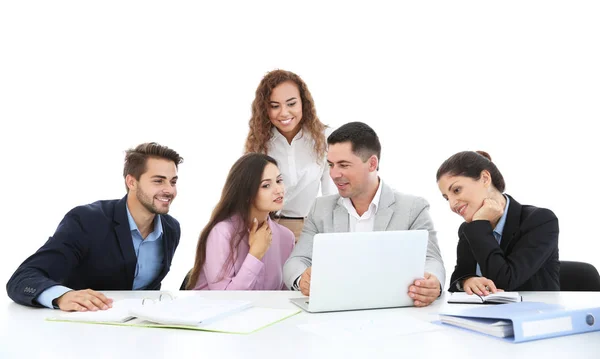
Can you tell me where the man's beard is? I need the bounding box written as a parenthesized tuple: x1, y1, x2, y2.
(136, 188, 171, 215)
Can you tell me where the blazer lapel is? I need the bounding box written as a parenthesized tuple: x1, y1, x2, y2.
(114, 195, 136, 288)
(333, 198, 349, 232)
(500, 194, 522, 252)
(374, 182, 395, 231)
(374, 208, 394, 231)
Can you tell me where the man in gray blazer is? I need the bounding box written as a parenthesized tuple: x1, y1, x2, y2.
(283, 122, 445, 307)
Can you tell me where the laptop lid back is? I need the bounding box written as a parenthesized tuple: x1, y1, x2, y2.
(308, 230, 428, 312)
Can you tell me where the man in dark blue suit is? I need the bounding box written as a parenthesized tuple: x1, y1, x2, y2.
(6, 142, 184, 311)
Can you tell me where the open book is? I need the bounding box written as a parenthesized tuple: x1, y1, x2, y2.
(447, 291, 522, 304)
(47, 296, 300, 334)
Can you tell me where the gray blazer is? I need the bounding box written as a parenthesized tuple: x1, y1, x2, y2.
(283, 182, 446, 289)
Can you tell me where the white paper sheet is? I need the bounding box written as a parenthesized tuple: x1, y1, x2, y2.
(298, 313, 443, 340)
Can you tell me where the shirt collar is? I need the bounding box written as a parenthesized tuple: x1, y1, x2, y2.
(271, 127, 304, 142)
(493, 195, 510, 236)
(126, 205, 163, 240)
(370, 179, 383, 213)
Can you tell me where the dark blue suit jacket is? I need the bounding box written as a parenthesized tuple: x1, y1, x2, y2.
(448, 194, 560, 292)
(6, 195, 181, 307)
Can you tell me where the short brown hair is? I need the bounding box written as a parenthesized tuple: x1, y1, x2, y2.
(123, 142, 183, 191)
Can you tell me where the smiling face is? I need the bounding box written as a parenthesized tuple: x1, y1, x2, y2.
(127, 157, 178, 215)
(253, 162, 285, 213)
(327, 142, 378, 199)
(437, 171, 491, 222)
(268, 81, 303, 139)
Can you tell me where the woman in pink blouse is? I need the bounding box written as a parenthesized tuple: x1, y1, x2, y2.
(187, 153, 295, 290)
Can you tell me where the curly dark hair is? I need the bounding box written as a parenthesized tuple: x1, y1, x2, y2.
(244, 69, 327, 161)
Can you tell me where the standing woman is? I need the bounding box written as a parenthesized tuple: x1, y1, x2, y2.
(187, 153, 295, 290)
(436, 151, 559, 295)
(245, 69, 336, 241)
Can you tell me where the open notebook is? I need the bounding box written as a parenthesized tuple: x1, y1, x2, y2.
(447, 292, 522, 304)
(47, 296, 300, 334)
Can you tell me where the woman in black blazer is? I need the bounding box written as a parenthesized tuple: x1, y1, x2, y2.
(436, 151, 559, 295)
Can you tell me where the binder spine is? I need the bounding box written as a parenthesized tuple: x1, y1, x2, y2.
(513, 308, 600, 342)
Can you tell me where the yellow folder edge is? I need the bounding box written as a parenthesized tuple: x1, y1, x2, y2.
(45, 308, 301, 335)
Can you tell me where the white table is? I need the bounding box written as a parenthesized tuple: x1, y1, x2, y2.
(1, 291, 599, 359)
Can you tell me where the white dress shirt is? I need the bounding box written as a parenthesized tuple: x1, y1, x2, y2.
(341, 179, 383, 232)
(268, 127, 337, 218)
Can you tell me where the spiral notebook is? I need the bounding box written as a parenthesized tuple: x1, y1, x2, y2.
(47, 295, 300, 334)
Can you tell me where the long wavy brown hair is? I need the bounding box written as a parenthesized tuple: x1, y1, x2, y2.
(186, 153, 279, 289)
(244, 69, 327, 162)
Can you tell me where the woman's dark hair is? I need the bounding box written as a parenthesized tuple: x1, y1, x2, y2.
(436, 150, 506, 192)
(186, 153, 278, 289)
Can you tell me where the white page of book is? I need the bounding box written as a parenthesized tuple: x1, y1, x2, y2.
(196, 307, 300, 332)
(116, 307, 300, 333)
(484, 292, 521, 300)
(53, 298, 142, 323)
(129, 297, 253, 325)
(448, 292, 521, 303)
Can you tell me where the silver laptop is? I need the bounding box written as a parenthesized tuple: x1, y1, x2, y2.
(290, 230, 428, 313)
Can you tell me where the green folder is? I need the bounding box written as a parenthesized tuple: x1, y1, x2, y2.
(46, 298, 301, 334)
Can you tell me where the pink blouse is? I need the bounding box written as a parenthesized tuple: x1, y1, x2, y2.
(193, 216, 295, 290)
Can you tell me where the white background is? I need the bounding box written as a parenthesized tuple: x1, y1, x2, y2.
(1, 1, 598, 297)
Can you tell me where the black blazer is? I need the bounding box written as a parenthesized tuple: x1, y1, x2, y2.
(6, 195, 181, 307)
(448, 194, 559, 292)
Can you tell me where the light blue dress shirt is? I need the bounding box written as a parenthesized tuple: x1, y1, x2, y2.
(36, 206, 164, 308)
(127, 206, 165, 290)
(476, 196, 510, 276)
